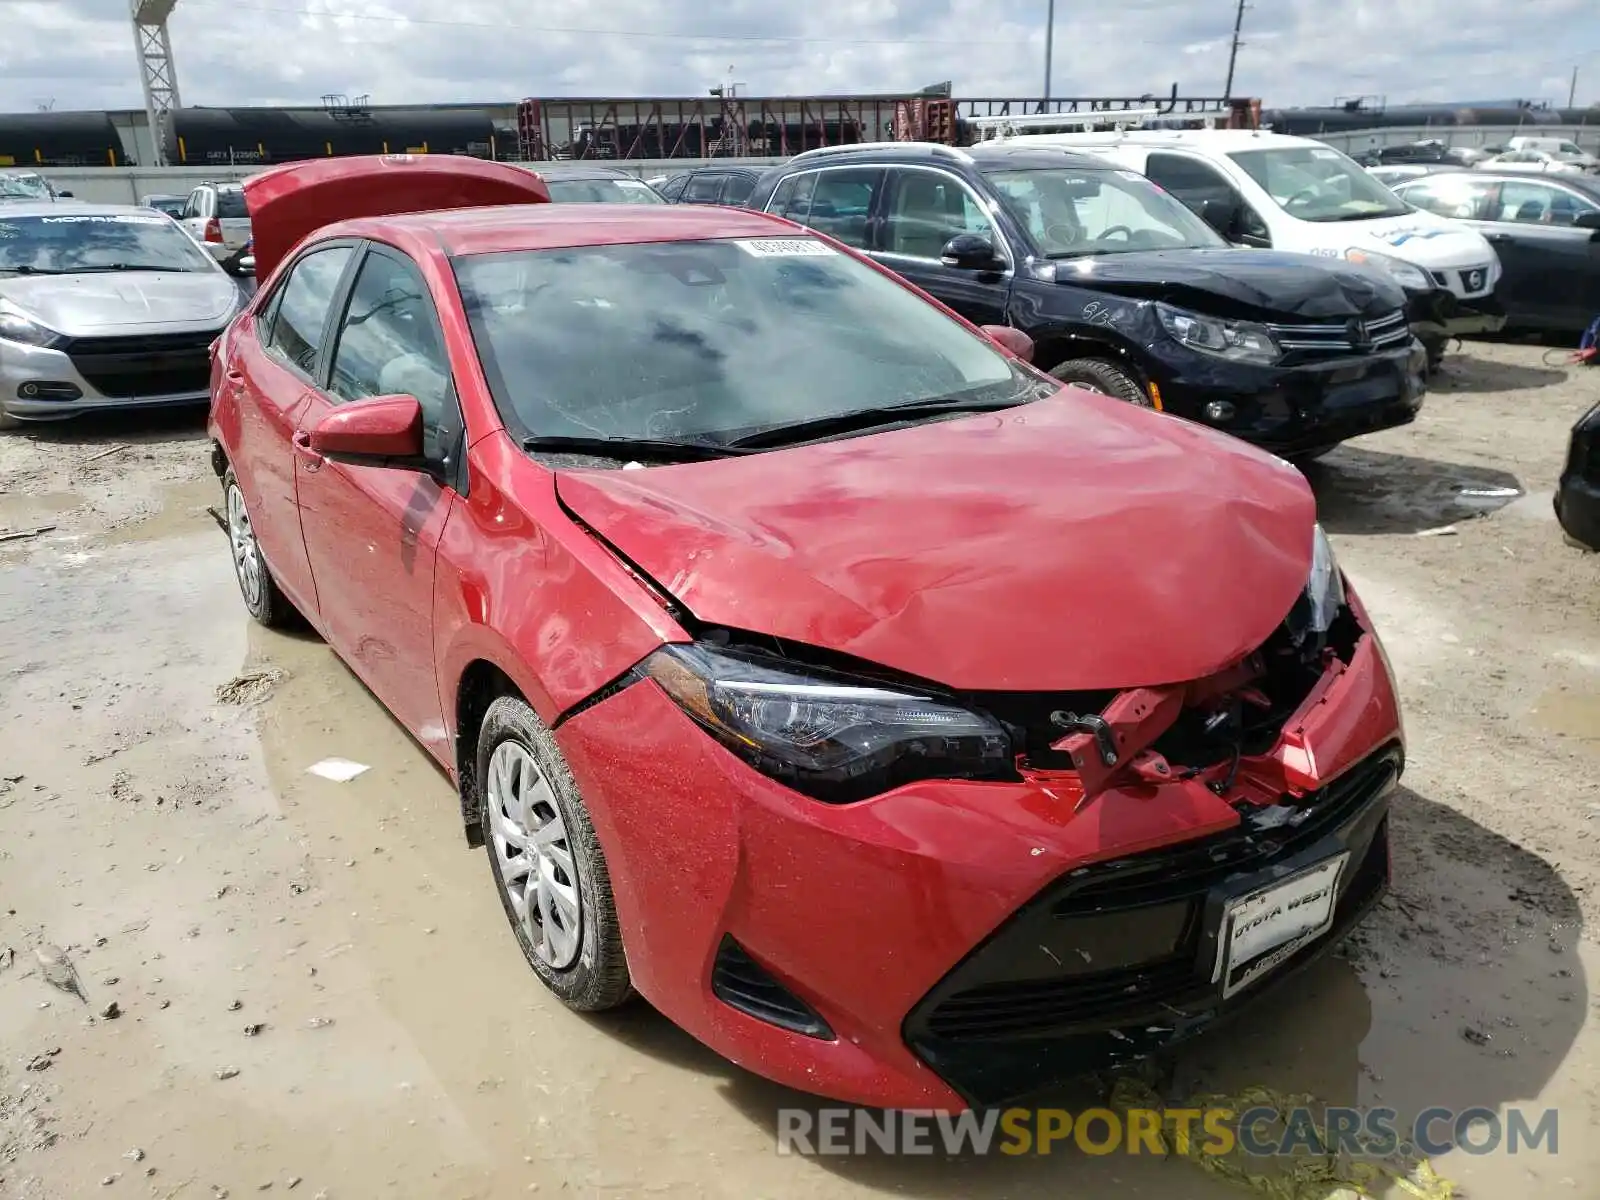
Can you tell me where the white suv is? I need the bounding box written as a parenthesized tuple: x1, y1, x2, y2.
(179, 182, 252, 269)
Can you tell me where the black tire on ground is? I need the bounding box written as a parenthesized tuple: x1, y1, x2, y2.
(1290, 445, 1341, 466)
(477, 695, 635, 1012)
(221, 467, 298, 629)
(1419, 336, 1447, 371)
(1049, 358, 1152, 406)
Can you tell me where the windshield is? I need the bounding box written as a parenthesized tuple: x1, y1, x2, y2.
(453, 236, 1028, 447)
(544, 178, 663, 205)
(0, 211, 218, 274)
(0, 173, 53, 201)
(1229, 146, 1411, 222)
(985, 167, 1226, 257)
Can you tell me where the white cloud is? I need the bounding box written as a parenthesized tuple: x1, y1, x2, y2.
(0, 0, 1594, 113)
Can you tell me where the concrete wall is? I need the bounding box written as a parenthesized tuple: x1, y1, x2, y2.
(31, 158, 791, 205)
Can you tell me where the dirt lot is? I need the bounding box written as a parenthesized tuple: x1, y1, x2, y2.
(1, 343, 1597, 1200)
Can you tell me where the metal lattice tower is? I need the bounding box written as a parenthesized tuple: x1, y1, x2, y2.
(132, 0, 182, 166)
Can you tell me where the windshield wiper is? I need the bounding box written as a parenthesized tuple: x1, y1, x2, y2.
(721, 395, 1025, 450)
(521, 434, 751, 461)
(72, 263, 187, 273)
(4, 265, 69, 275)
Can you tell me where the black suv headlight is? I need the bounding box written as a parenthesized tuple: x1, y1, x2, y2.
(645, 642, 1013, 803)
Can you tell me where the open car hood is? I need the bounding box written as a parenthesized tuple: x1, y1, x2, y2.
(555, 389, 1318, 693)
(241, 154, 551, 279)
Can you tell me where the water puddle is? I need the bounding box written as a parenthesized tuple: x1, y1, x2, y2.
(95, 477, 220, 547)
(0, 489, 83, 532)
(1531, 686, 1600, 748)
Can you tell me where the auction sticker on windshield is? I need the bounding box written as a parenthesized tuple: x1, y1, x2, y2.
(1215, 853, 1348, 998)
(733, 238, 837, 257)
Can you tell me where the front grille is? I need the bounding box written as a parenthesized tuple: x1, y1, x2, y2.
(711, 937, 833, 1039)
(58, 328, 220, 400)
(1456, 265, 1492, 295)
(1267, 309, 1411, 357)
(909, 746, 1400, 1046)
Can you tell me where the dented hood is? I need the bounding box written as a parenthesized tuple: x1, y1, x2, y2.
(555, 390, 1318, 692)
(1041, 248, 1405, 321)
(242, 154, 550, 279)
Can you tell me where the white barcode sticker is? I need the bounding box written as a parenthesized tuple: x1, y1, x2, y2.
(732, 237, 837, 257)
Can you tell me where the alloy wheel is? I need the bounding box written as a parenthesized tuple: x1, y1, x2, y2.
(226, 483, 264, 611)
(487, 740, 583, 969)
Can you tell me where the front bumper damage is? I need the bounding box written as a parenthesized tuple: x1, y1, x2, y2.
(555, 596, 1405, 1111)
(1406, 285, 1506, 345)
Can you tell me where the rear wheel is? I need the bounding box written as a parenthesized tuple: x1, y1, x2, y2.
(1049, 358, 1152, 407)
(478, 696, 634, 1012)
(223, 467, 296, 628)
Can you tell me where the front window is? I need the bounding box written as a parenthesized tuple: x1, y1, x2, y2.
(0, 173, 53, 201)
(1229, 145, 1411, 222)
(0, 211, 218, 275)
(544, 178, 663, 204)
(986, 167, 1226, 257)
(453, 236, 1028, 447)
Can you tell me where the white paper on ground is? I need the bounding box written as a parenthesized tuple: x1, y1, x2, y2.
(307, 758, 371, 782)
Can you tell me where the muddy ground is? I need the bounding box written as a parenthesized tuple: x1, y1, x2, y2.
(1, 342, 1597, 1200)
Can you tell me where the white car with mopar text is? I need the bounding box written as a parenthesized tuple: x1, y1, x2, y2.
(987, 129, 1506, 369)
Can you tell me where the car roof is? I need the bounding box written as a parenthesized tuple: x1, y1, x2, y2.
(330, 202, 799, 256)
(999, 129, 1326, 154)
(542, 167, 632, 181)
(964, 143, 1123, 171)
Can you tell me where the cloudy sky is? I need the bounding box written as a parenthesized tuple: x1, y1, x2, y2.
(0, 0, 1594, 113)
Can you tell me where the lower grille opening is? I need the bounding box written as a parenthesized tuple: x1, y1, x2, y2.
(60, 329, 220, 400)
(711, 937, 833, 1040)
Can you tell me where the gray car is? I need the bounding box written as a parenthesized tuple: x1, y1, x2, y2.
(0, 202, 242, 429)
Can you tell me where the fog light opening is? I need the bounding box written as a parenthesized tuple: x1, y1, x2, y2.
(1204, 400, 1236, 423)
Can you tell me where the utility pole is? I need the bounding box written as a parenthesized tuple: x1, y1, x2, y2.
(1569, 66, 1579, 108)
(1043, 0, 1054, 104)
(1223, 0, 1248, 101)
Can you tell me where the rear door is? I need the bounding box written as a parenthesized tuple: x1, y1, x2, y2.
(681, 172, 726, 205)
(293, 244, 462, 755)
(874, 165, 1009, 327)
(719, 172, 758, 207)
(179, 187, 209, 244)
(227, 240, 360, 615)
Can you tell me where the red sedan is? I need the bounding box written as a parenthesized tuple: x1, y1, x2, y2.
(209, 154, 1404, 1111)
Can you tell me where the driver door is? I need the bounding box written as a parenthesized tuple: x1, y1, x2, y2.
(293, 244, 463, 759)
(873, 166, 1010, 327)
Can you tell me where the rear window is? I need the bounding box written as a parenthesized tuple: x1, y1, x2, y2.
(216, 189, 249, 218)
(543, 178, 663, 205)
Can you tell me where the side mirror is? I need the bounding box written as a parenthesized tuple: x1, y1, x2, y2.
(940, 233, 1002, 271)
(980, 325, 1034, 362)
(1575, 211, 1600, 232)
(237, 255, 255, 275)
(55, 189, 74, 198)
(306, 394, 424, 467)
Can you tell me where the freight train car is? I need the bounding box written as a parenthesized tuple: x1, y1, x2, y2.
(0, 110, 124, 167)
(1264, 101, 1600, 136)
(167, 106, 500, 165)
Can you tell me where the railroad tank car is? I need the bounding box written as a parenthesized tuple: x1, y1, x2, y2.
(167, 107, 499, 165)
(0, 110, 124, 167)
(1264, 102, 1598, 136)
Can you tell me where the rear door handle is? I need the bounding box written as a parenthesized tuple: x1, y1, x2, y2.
(292, 430, 323, 471)
(1485, 233, 1513, 243)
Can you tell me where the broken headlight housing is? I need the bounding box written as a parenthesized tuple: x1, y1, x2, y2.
(1156, 302, 1280, 366)
(645, 642, 1013, 803)
(1286, 523, 1347, 648)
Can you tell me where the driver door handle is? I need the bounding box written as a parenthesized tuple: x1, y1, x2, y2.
(1485, 232, 1514, 244)
(225, 368, 245, 391)
(291, 430, 324, 471)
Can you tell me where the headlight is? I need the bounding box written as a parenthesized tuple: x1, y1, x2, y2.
(1156, 303, 1280, 366)
(1343, 247, 1431, 291)
(645, 642, 1013, 803)
(1286, 523, 1346, 647)
(0, 301, 59, 348)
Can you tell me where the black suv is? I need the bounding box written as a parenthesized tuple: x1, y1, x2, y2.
(656, 166, 763, 207)
(745, 142, 1428, 460)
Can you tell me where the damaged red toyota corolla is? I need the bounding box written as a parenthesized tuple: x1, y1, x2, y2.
(208, 154, 1404, 1111)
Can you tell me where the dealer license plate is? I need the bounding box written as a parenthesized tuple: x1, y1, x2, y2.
(1214, 854, 1348, 999)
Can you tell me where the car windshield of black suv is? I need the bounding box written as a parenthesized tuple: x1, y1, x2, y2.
(0, 212, 218, 274)
(986, 166, 1227, 258)
(1229, 146, 1411, 222)
(544, 178, 664, 204)
(454, 236, 1035, 448)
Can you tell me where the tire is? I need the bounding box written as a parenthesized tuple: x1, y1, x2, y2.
(477, 695, 634, 1012)
(1290, 445, 1340, 467)
(221, 467, 296, 628)
(1049, 357, 1152, 407)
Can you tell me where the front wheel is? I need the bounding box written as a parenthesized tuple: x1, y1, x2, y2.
(1049, 358, 1152, 407)
(478, 696, 634, 1012)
